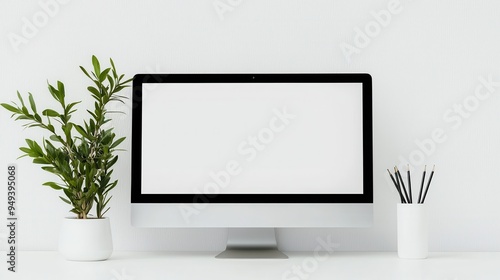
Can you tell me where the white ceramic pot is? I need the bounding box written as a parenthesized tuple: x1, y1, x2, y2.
(58, 217, 113, 261)
(397, 203, 428, 259)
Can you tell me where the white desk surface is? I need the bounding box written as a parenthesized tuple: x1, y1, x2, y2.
(1, 251, 498, 280)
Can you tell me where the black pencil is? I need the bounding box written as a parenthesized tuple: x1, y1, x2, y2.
(387, 169, 405, 203)
(394, 168, 407, 203)
(421, 165, 435, 203)
(418, 165, 426, 204)
(396, 167, 411, 204)
(407, 165, 412, 204)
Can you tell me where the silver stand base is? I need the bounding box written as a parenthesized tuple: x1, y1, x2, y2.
(215, 248, 288, 259)
(215, 228, 288, 259)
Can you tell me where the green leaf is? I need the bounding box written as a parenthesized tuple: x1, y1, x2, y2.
(121, 77, 133, 85)
(1, 103, 20, 114)
(63, 188, 73, 199)
(87, 86, 100, 97)
(107, 181, 118, 192)
(86, 109, 97, 120)
(89, 119, 95, 132)
(33, 158, 50, 164)
(99, 68, 111, 83)
(49, 135, 61, 142)
(43, 182, 64, 190)
(92, 55, 100, 76)
(110, 58, 118, 79)
(101, 132, 112, 145)
(57, 81, 65, 99)
(74, 124, 89, 138)
(107, 156, 118, 168)
(100, 207, 110, 218)
(42, 109, 59, 117)
(16, 154, 30, 160)
(114, 94, 129, 100)
(102, 195, 113, 208)
(19, 147, 32, 154)
(47, 124, 55, 133)
(110, 137, 126, 149)
(26, 139, 41, 153)
(107, 75, 115, 91)
(25, 139, 34, 148)
(109, 58, 116, 70)
(44, 140, 56, 154)
(41, 166, 57, 174)
(66, 101, 81, 113)
(27, 123, 43, 129)
(59, 196, 71, 205)
(31, 141, 44, 156)
(47, 83, 60, 103)
(15, 115, 30, 121)
(17, 91, 26, 108)
(21, 106, 29, 116)
(80, 66, 92, 79)
(28, 93, 37, 113)
(62, 123, 72, 139)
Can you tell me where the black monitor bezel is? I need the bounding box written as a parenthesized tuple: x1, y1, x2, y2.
(131, 73, 372, 203)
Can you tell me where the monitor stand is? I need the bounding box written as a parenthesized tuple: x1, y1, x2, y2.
(215, 228, 288, 259)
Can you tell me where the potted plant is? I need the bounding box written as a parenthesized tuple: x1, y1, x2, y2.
(1, 56, 131, 261)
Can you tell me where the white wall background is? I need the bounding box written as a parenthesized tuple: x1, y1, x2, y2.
(1, 0, 500, 252)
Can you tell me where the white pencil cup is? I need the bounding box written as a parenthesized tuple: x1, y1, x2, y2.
(397, 203, 428, 259)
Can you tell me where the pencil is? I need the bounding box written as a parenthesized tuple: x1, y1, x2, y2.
(394, 168, 407, 203)
(387, 169, 405, 203)
(421, 165, 435, 203)
(407, 165, 412, 204)
(418, 165, 426, 204)
(396, 167, 411, 204)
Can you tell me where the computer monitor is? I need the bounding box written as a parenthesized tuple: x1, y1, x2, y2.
(131, 74, 373, 258)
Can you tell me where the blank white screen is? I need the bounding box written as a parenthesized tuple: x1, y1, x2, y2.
(141, 83, 363, 194)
